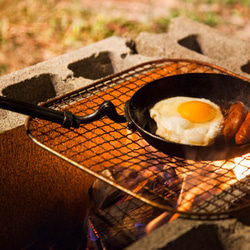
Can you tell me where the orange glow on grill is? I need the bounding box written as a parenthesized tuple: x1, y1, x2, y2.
(234, 153, 250, 180)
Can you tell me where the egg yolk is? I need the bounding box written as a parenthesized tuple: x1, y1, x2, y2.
(177, 101, 216, 123)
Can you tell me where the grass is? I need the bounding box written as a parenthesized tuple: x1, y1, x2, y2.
(0, 0, 249, 76)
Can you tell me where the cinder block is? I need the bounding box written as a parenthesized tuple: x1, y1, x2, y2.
(127, 216, 250, 250)
(0, 36, 149, 132)
(169, 17, 250, 77)
(0, 36, 132, 96)
(1, 17, 250, 132)
(135, 17, 250, 78)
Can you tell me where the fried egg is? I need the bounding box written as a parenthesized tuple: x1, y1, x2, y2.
(150, 96, 224, 146)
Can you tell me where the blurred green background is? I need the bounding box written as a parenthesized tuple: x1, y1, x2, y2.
(0, 0, 249, 76)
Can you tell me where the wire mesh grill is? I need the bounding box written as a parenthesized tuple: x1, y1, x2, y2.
(26, 59, 250, 216)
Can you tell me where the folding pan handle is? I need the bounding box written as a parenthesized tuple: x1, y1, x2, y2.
(0, 96, 126, 129)
(77, 100, 127, 125)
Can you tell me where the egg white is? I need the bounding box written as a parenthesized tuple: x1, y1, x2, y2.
(150, 96, 224, 146)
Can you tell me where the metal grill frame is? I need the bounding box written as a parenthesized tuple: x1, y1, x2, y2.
(25, 59, 250, 217)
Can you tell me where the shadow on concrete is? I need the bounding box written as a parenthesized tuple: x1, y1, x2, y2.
(2, 73, 56, 104)
(68, 51, 114, 80)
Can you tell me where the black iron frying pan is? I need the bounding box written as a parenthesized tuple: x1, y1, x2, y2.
(1, 73, 250, 160)
(126, 73, 250, 160)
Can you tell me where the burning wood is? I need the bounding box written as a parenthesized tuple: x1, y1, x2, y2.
(87, 168, 168, 249)
(147, 153, 250, 233)
(173, 159, 236, 212)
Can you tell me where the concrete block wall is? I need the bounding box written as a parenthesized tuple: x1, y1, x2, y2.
(1, 17, 250, 133)
(136, 17, 250, 77)
(127, 211, 250, 250)
(0, 36, 147, 132)
(0, 17, 250, 249)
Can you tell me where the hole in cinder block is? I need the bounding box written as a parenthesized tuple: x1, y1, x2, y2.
(126, 40, 138, 54)
(165, 224, 223, 250)
(68, 52, 114, 80)
(2, 74, 56, 105)
(241, 61, 250, 74)
(178, 35, 203, 54)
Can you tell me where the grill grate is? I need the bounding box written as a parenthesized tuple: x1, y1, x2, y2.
(26, 59, 250, 216)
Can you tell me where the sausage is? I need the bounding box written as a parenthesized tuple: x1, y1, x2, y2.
(235, 111, 250, 145)
(223, 101, 248, 142)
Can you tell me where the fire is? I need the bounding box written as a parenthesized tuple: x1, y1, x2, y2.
(123, 134, 250, 234)
(169, 153, 250, 216)
(146, 152, 250, 234)
(234, 153, 250, 180)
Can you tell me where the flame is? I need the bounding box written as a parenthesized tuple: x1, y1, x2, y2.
(167, 155, 250, 224)
(133, 136, 250, 234)
(234, 153, 250, 180)
(147, 154, 250, 233)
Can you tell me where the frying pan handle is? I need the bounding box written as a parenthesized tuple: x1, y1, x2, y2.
(0, 96, 126, 129)
(78, 101, 126, 124)
(0, 95, 79, 128)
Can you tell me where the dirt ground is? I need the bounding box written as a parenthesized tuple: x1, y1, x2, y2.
(84, 0, 250, 39)
(0, 0, 250, 76)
